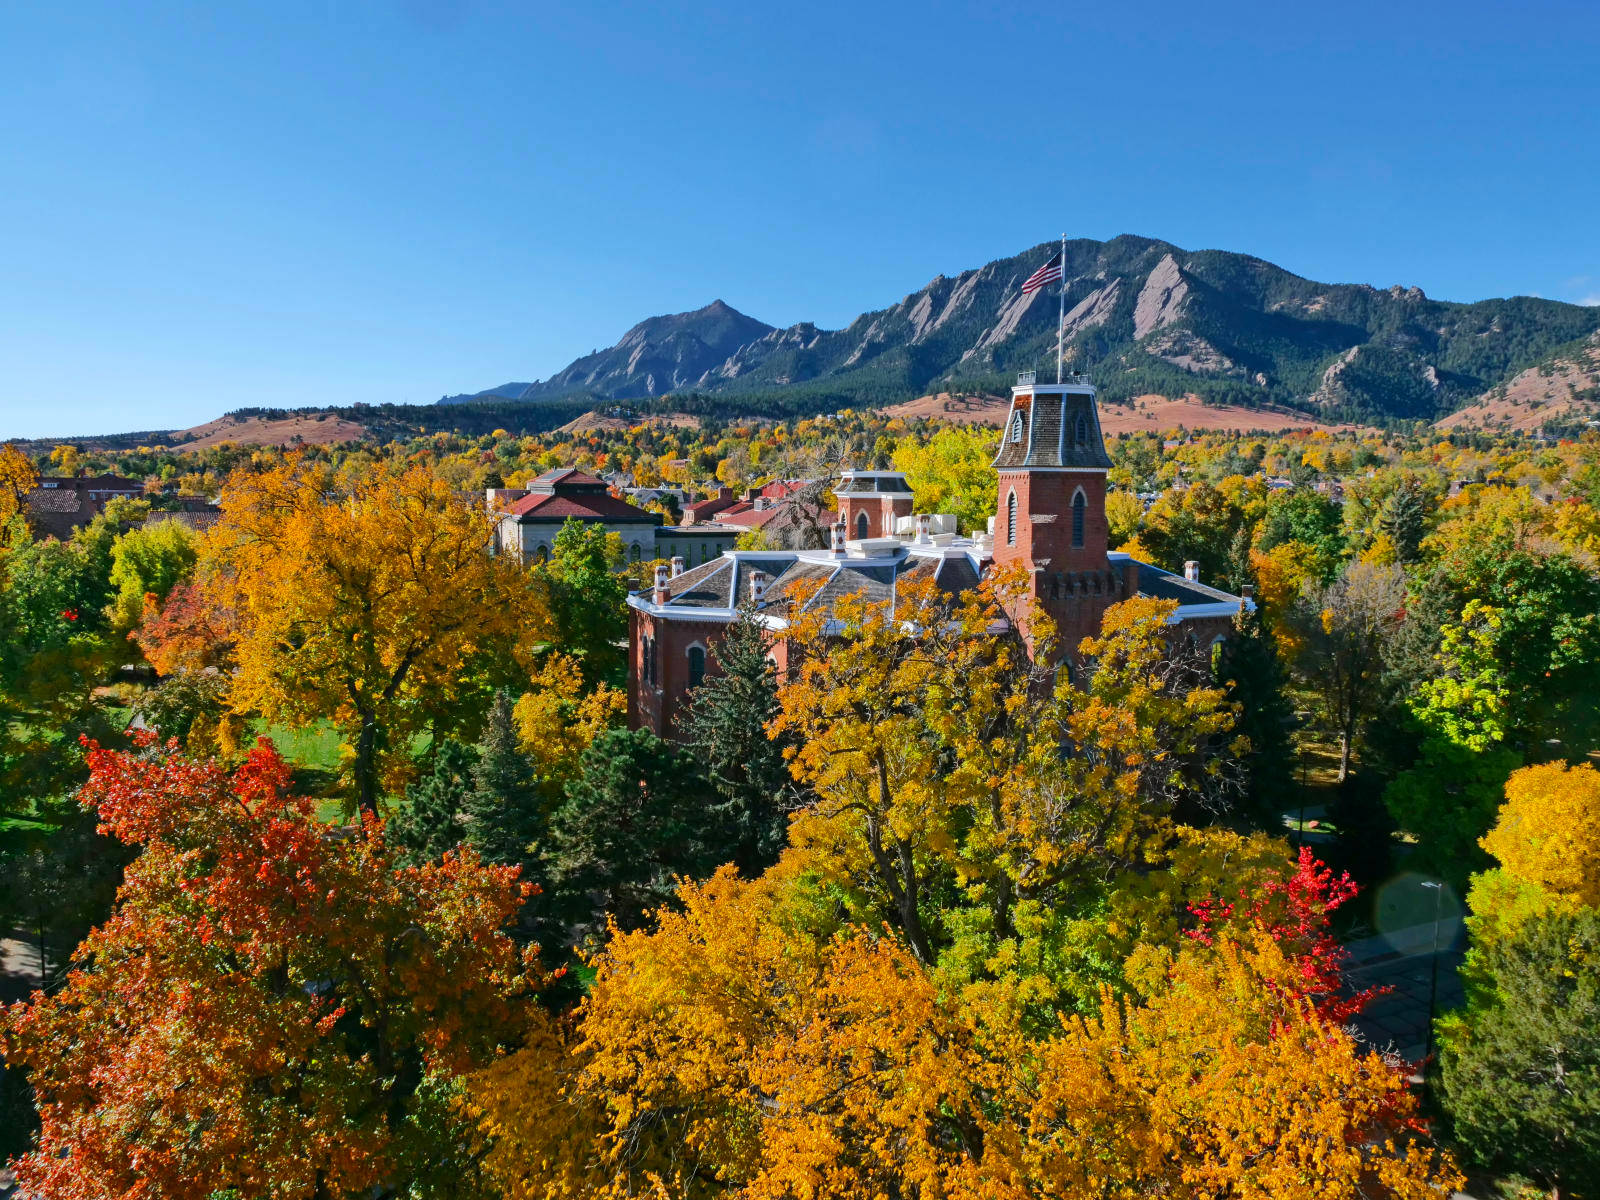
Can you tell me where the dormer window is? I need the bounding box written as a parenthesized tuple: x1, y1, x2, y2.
(1075, 414, 1088, 445)
(1009, 412, 1025, 444)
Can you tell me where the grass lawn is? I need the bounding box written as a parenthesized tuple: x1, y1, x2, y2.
(247, 719, 348, 822)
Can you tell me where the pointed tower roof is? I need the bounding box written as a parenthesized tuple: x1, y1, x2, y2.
(992, 374, 1111, 470)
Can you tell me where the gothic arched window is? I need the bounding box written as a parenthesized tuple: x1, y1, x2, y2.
(1009, 412, 1024, 444)
(1007, 490, 1018, 545)
(855, 511, 869, 541)
(688, 645, 706, 689)
(1071, 489, 1086, 549)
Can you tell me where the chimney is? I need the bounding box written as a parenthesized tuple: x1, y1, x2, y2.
(653, 563, 670, 604)
(749, 568, 770, 602)
(670, 555, 685, 578)
(914, 513, 931, 544)
(1184, 561, 1200, 583)
(831, 521, 848, 557)
(1240, 583, 1254, 601)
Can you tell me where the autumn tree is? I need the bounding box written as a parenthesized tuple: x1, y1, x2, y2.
(465, 866, 1460, 1200)
(210, 461, 546, 814)
(771, 572, 1239, 977)
(1292, 561, 1407, 781)
(0, 736, 538, 1200)
(131, 577, 239, 675)
(0, 443, 39, 525)
(510, 651, 625, 801)
(105, 517, 197, 631)
(890, 425, 1001, 534)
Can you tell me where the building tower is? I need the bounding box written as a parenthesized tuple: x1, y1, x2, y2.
(990, 372, 1127, 655)
(834, 469, 915, 541)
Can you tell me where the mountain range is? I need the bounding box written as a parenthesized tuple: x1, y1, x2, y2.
(440, 235, 1600, 424)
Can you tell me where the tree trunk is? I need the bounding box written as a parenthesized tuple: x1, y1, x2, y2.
(355, 713, 380, 819)
(1338, 728, 1352, 783)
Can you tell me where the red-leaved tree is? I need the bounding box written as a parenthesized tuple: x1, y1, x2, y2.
(1188, 845, 1382, 1024)
(1, 736, 539, 1199)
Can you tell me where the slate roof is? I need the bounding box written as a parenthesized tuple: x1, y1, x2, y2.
(992, 387, 1112, 470)
(1135, 564, 1242, 606)
(529, 467, 608, 490)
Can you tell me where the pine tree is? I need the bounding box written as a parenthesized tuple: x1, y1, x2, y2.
(466, 689, 543, 868)
(387, 739, 476, 864)
(1440, 907, 1600, 1192)
(1216, 602, 1295, 826)
(683, 605, 800, 875)
(1376, 480, 1428, 564)
(543, 727, 709, 934)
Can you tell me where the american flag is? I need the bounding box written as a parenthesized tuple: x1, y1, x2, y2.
(1021, 251, 1063, 295)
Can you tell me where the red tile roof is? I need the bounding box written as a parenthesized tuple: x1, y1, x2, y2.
(504, 490, 659, 523)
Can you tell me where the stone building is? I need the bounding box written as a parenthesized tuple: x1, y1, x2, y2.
(489, 468, 738, 566)
(627, 375, 1250, 737)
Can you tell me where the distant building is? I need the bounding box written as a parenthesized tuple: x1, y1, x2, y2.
(26, 475, 143, 540)
(628, 376, 1252, 738)
(488, 468, 738, 566)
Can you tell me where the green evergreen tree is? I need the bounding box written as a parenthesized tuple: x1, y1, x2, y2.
(466, 688, 543, 868)
(1215, 602, 1295, 827)
(683, 606, 800, 875)
(543, 726, 709, 936)
(387, 739, 476, 864)
(1440, 908, 1600, 1193)
(1376, 480, 1428, 564)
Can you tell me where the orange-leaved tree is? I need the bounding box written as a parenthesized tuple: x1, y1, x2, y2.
(1, 735, 541, 1200)
(207, 460, 549, 813)
(465, 867, 1462, 1199)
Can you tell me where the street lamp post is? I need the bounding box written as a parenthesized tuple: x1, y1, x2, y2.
(1420, 880, 1445, 1071)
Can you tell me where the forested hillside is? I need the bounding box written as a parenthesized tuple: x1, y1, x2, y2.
(440, 235, 1600, 424)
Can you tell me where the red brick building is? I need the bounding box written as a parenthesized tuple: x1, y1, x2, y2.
(628, 375, 1249, 737)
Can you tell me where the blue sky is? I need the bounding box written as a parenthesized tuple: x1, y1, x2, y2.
(2, 0, 1597, 439)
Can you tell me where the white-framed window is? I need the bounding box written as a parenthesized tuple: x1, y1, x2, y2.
(855, 511, 869, 540)
(1009, 412, 1024, 443)
(1006, 489, 1018, 545)
(1071, 488, 1086, 549)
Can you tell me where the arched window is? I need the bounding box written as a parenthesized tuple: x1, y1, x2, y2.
(855, 511, 869, 541)
(630, 543, 642, 563)
(534, 544, 549, 564)
(1006, 490, 1018, 545)
(688, 645, 706, 689)
(643, 636, 654, 686)
(1075, 414, 1088, 445)
(1009, 411, 1024, 443)
(1071, 489, 1086, 548)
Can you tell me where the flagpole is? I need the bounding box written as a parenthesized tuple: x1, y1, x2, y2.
(1056, 233, 1067, 383)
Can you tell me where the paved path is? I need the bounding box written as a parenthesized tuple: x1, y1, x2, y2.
(1346, 916, 1466, 1065)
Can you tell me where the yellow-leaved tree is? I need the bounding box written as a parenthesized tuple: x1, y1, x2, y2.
(1464, 760, 1600, 951)
(464, 866, 1461, 1199)
(207, 460, 549, 813)
(512, 651, 626, 799)
(0, 442, 39, 526)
